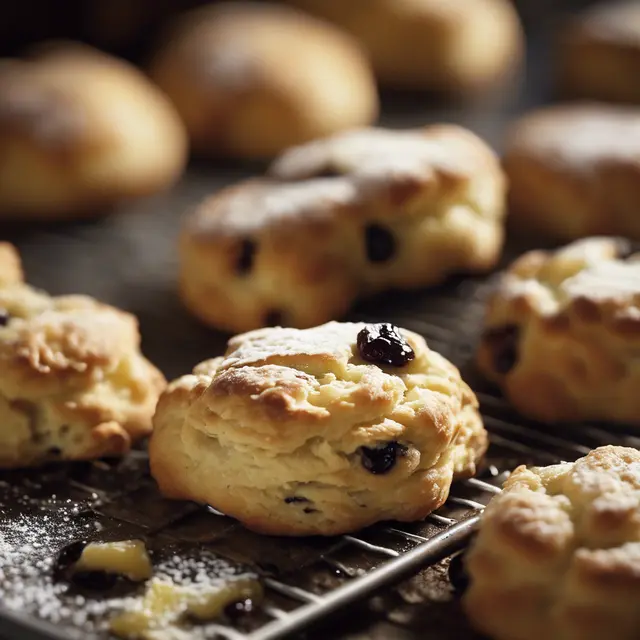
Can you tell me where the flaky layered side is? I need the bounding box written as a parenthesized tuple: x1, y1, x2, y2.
(150, 322, 487, 536)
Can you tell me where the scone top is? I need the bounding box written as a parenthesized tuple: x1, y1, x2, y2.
(464, 445, 640, 640)
(150, 322, 486, 535)
(479, 237, 640, 424)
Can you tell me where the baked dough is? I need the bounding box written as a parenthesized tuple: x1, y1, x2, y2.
(560, 0, 640, 104)
(477, 237, 640, 425)
(504, 104, 640, 240)
(180, 125, 506, 333)
(0, 42, 187, 220)
(0, 244, 165, 468)
(464, 446, 640, 640)
(149, 2, 378, 159)
(285, 0, 523, 92)
(150, 321, 487, 536)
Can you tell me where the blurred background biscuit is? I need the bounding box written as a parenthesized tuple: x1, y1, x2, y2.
(149, 2, 379, 160)
(560, 0, 640, 104)
(284, 0, 524, 93)
(0, 42, 188, 220)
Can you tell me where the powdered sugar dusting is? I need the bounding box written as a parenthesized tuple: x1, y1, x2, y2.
(512, 105, 640, 172)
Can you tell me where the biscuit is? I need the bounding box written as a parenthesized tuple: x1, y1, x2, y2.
(180, 125, 506, 333)
(0, 42, 187, 220)
(285, 0, 523, 92)
(464, 446, 640, 640)
(149, 2, 378, 160)
(560, 0, 640, 104)
(0, 244, 165, 468)
(149, 321, 487, 536)
(477, 237, 640, 425)
(504, 104, 640, 240)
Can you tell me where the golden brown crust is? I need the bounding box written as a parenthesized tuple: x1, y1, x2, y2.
(180, 125, 506, 332)
(560, 0, 640, 104)
(149, 2, 378, 159)
(504, 104, 640, 240)
(0, 244, 166, 467)
(149, 321, 487, 536)
(465, 446, 640, 640)
(285, 0, 523, 92)
(478, 237, 640, 424)
(0, 42, 187, 220)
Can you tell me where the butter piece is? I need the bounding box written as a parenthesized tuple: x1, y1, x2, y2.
(75, 540, 152, 582)
(110, 576, 262, 639)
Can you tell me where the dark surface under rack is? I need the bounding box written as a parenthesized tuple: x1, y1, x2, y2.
(2, 1, 638, 638)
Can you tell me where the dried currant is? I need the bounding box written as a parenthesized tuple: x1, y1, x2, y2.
(359, 441, 407, 475)
(365, 224, 396, 263)
(284, 496, 310, 504)
(482, 325, 520, 374)
(0, 309, 9, 326)
(357, 323, 415, 367)
(236, 239, 256, 275)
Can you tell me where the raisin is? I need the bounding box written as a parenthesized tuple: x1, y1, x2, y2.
(357, 323, 415, 367)
(236, 239, 256, 275)
(47, 446, 62, 456)
(482, 325, 520, 374)
(303, 507, 319, 514)
(359, 441, 407, 475)
(0, 309, 9, 326)
(284, 496, 310, 504)
(448, 549, 470, 593)
(72, 570, 118, 590)
(224, 598, 255, 620)
(365, 224, 396, 263)
(264, 310, 284, 327)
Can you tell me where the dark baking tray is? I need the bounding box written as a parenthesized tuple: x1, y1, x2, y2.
(2, 2, 637, 639)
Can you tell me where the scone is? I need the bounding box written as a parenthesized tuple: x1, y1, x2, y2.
(149, 2, 378, 160)
(560, 0, 640, 104)
(0, 244, 166, 468)
(150, 321, 487, 536)
(504, 104, 640, 240)
(180, 125, 506, 332)
(464, 446, 640, 640)
(478, 237, 640, 425)
(0, 42, 187, 220)
(285, 0, 523, 92)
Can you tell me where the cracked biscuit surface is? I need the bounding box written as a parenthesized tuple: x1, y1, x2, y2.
(149, 321, 487, 536)
(504, 104, 640, 240)
(465, 446, 640, 640)
(478, 237, 640, 425)
(180, 125, 506, 332)
(560, 0, 640, 104)
(0, 243, 166, 467)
